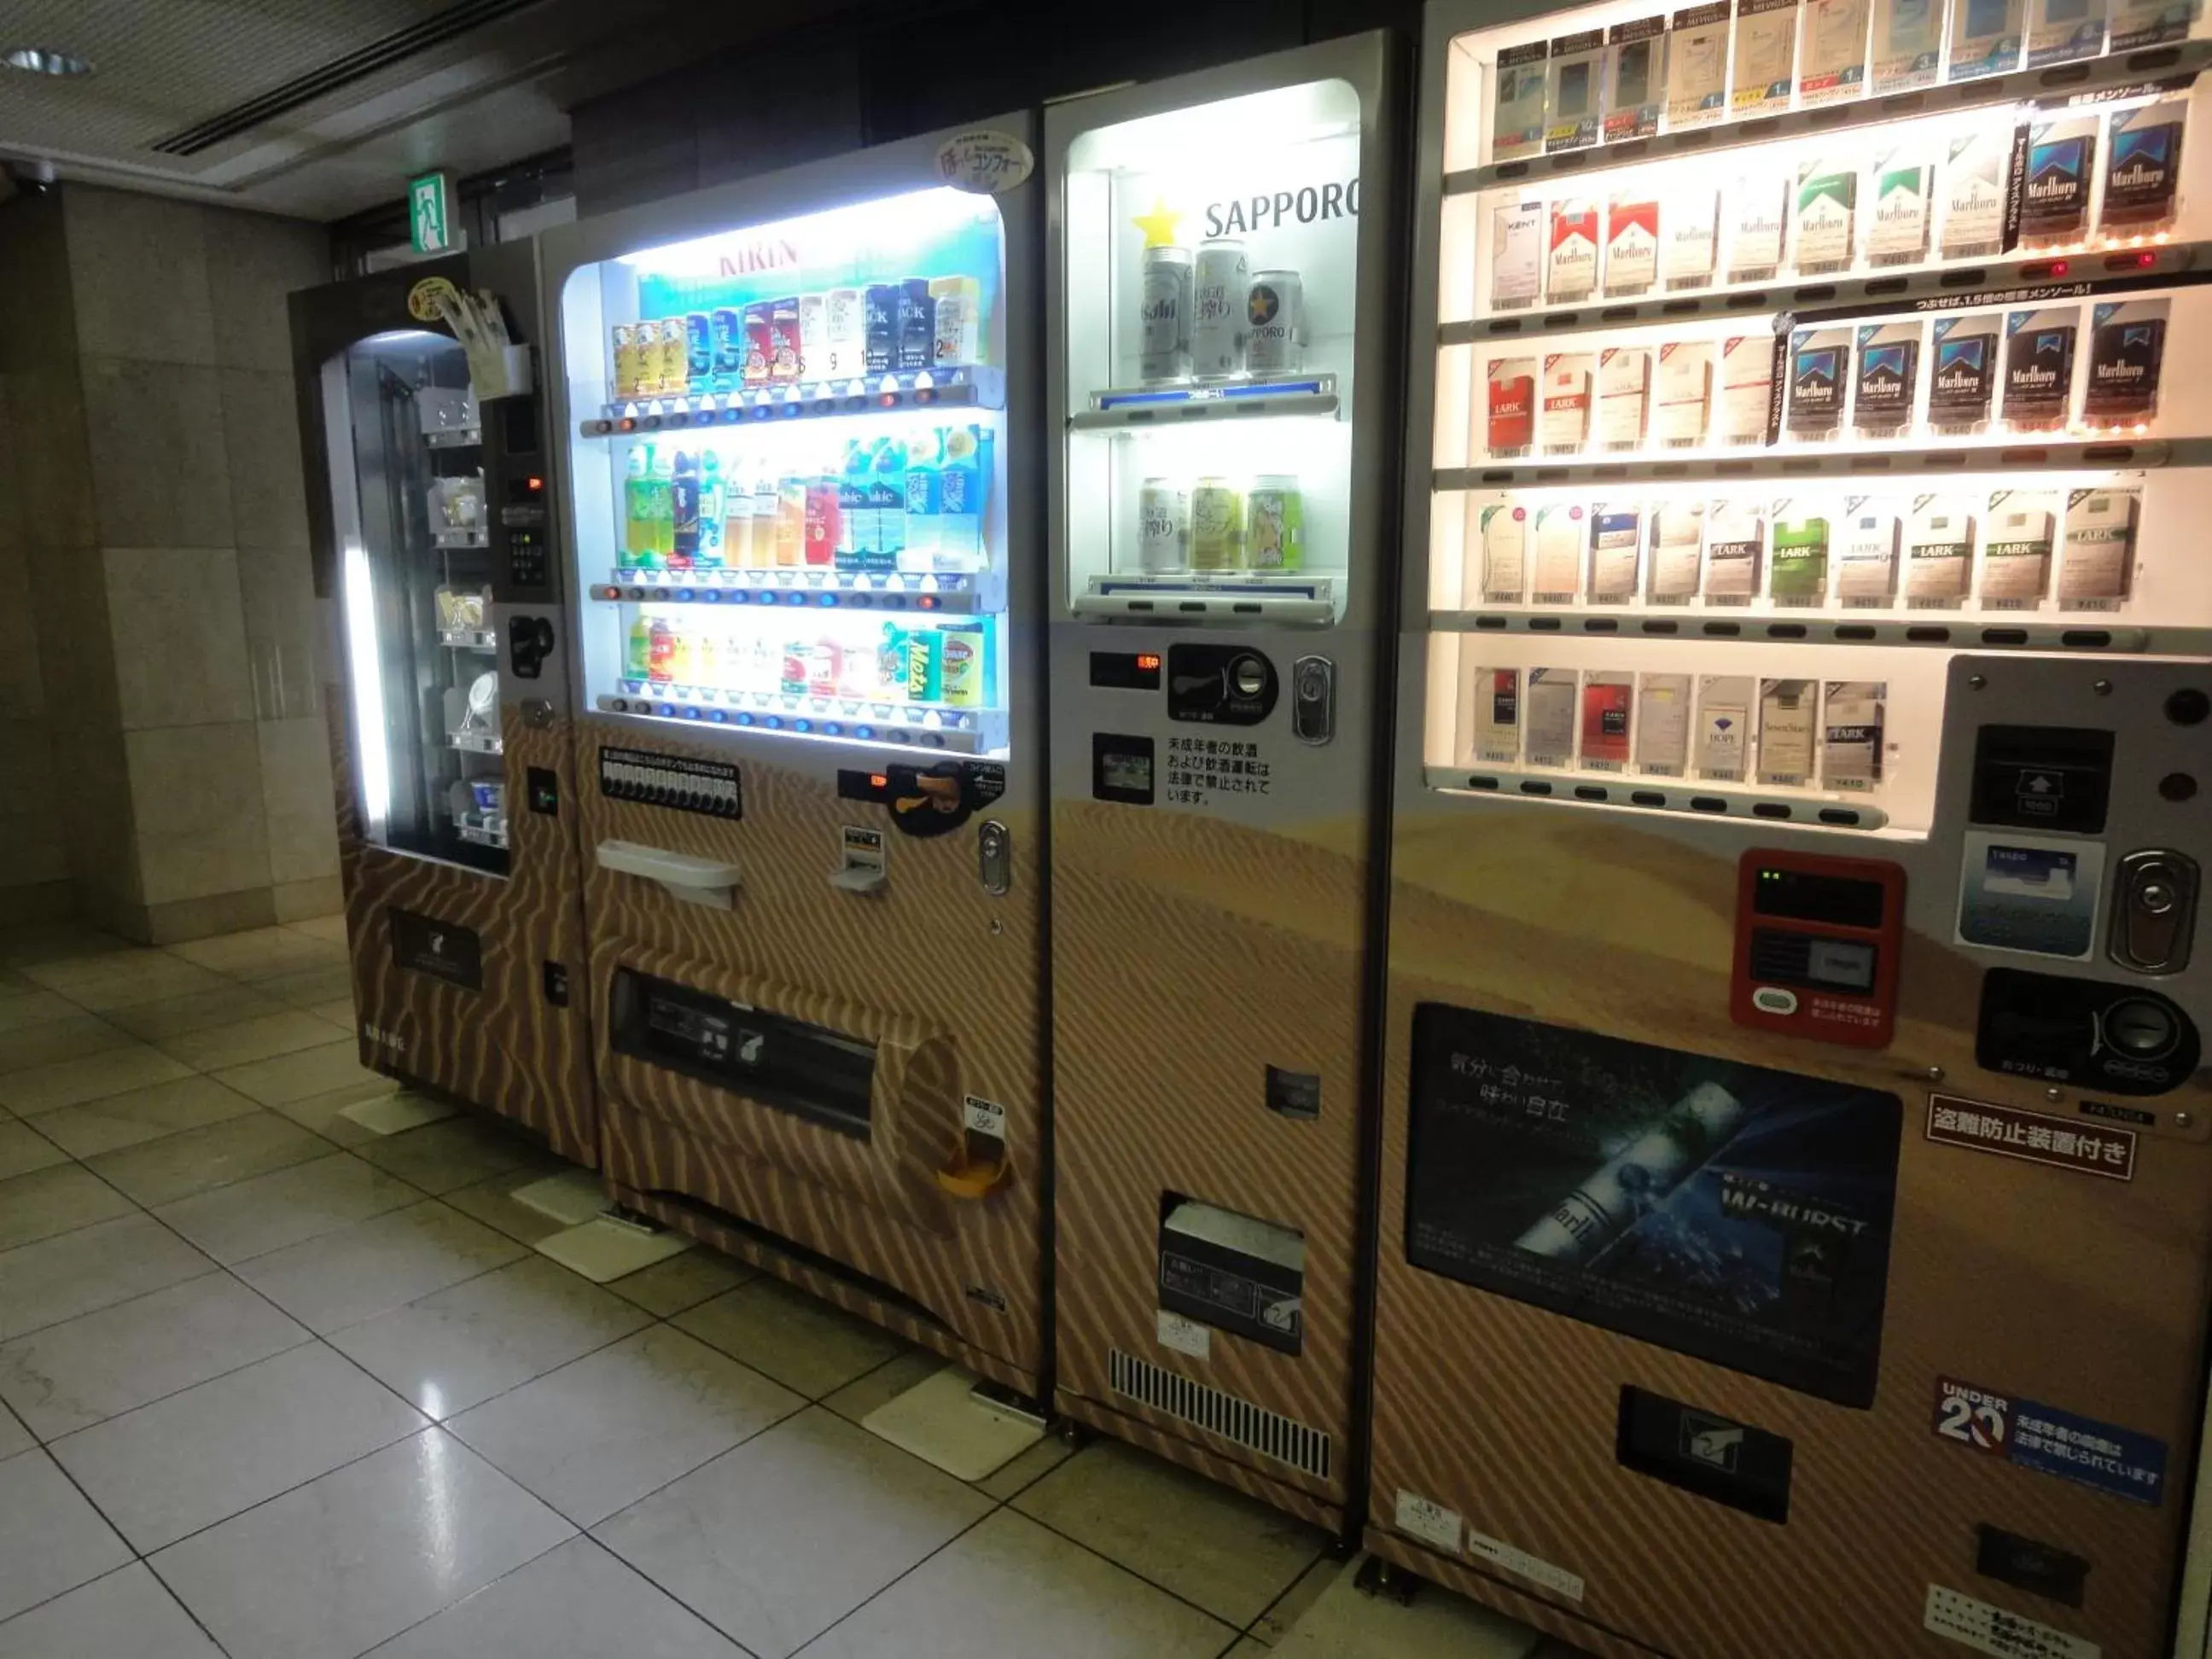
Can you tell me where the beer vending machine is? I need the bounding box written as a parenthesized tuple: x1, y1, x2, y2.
(1368, 2, 2212, 1655)
(539, 121, 1049, 1394)
(293, 246, 598, 1165)
(1045, 34, 1401, 1530)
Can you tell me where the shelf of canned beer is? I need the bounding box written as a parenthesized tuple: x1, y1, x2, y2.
(579, 366, 1004, 438)
(1429, 607, 2159, 652)
(1423, 762, 1891, 830)
(594, 566, 1007, 614)
(1074, 573, 1336, 626)
(1435, 435, 2212, 491)
(1073, 376, 1339, 431)
(597, 685, 1007, 754)
(1446, 39, 2212, 198)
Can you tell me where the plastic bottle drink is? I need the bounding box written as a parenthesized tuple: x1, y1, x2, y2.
(626, 614, 653, 680)
(869, 439, 908, 573)
(903, 428, 943, 569)
(646, 617, 678, 684)
(937, 425, 985, 570)
(725, 459, 754, 568)
(804, 475, 841, 568)
(774, 476, 806, 568)
(670, 450, 701, 569)
(622, 447, 654, 567)
(839, 440, 873, 568)
(649, 447, 676, 558)
(752, 463, 779, 568)
(697, 451, 726, 568)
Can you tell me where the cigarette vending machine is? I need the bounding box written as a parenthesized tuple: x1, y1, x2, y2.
(539, 121, 1048, 1394)
(1366, 3, 2212, 1656)
(293, 246, 597, 1164)
(1045, 35, 1401, 1531)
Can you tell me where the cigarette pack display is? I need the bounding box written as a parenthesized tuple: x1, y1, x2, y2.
(2084, 299, 2167, 428)
(1853, 320, 1921, 438)
(1656, 341, 1714, 445)
(1589, 507, 1645, 599)
(1787, 326, 1851, 440)
(1547, 30, 1609, 153)
(1940, 128, 2012, 259)
(1947, 0, 2024, 79)
(1471, 666, 1523, 762)
(1667, 0, 1733, 127)
(1870, 0, 1942, 90)
(1488, 356, 1539, 455)
(1979, 496, 2055, 605)
(1726, 174, 1788, 282)
(1637, 673, 1694, 774)
(1663, 189, 1721, 289)
(1598, 347, 1653, 450)
(1490, 202, 1545, 310)
(1549, 200, 1600, 303)
(1534, 503, 1587, 599)
(1650, 502, 1707, 601)
(2001, 304, 2078, 432)
(2111, 0, 2197, 51)
(1837, 504, 1901, 602)
(1605, 195, 1662, 297)
(1605, 17, 1668, 141)
(1697, 675, 1756, 779)
(2103, 101, 2187, 235)
(1580, 672, 1635, 767)
(1525, 667, 1580, 765)
(2057, 486, 2138, 606)
(1704, 501, 1766, 600)
(1793, 159, 1860, 274)
(1494, 41, 1551, 162)
(2019, 116, 2097, 245)
(1541, 352, 1597, 453)
(1798, 0, 1871, 102)
(1757, 678, 1817, 785)
(1720, 334, 1778, 445)
(2027, 0, 2105, 64)
(1771, 514, 1832, 602)
(1906, 499, 1975, 605)
(1821, 681, 1887, 790)
(1733, 0, 1801, 115)
(1480, 504, 1531, 600)
(1866, 152, 1931, 265)
(1927, 315, 1999, 434)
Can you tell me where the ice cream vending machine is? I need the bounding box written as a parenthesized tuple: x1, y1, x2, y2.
(1366, 2, 2212, 1656)
(539, 119, 1049, 1394)
(1045, 34, 1402, 1531)
(292, 246, 598, 1165)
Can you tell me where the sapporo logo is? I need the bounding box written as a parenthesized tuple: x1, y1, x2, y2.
(1202, 180, 1359, 236)
(1248, 284, 1282, 328)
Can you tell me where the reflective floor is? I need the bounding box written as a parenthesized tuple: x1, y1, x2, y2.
(0, 920, 1564, 1658)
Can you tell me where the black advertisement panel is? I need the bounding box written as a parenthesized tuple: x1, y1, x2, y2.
(387, 908, 482, 991)
(1407, 1003, 1901, 1407)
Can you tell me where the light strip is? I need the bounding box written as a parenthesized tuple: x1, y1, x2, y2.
(343, 540, 392, 836)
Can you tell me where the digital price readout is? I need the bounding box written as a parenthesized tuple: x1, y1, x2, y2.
(1731, 852, 1905, 1049)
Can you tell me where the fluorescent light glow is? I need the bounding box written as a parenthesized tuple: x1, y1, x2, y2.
(343, 541, 392, 836)
(614, 186, 999, 280)
(2, 46, 91, 76)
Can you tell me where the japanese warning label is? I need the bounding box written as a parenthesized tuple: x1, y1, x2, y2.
(1933, 1376, 2168, 1505)
(1161, 736, 1272, 806)
(1926, 1095, 2135, 1181)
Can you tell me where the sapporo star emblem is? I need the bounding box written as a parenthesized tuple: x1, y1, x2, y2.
(1132, 197, 1183, 249)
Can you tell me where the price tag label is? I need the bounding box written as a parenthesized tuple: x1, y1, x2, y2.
(962, 1094, 1007, 1138)
(935, 129, 1034, 195)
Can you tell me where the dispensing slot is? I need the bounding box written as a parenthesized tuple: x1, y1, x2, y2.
(1157, 1196, 1305, 1354)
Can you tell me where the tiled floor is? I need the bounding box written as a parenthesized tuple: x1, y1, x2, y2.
(0, 919, 1557, 1658)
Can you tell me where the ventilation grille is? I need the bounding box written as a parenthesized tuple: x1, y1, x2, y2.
(149, 0, 543, 156)
(1109, 1348, 1332, 1481)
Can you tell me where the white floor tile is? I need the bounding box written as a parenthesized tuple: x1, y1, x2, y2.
(0, 1215, 212, 1343)
(0, 1167, 137, 1253)
(51, 1341, 428, 1551)
(329, 1256, 651, 1419)
(448, 1324, 802, 1527)
(234, 1201, 524, 1333)
(283, 917, 352, 947)
(352, 1117, 551, 1196)
(0, 1563, 222, 1658)
(605, 1248, 754, 1318)
(0, 1016, 136, 1078)
(212, 1040, 387, 1109)
(153, 1011, 352, 1074)
(0, 992, 83, 1037)
(22, 956, 227, 1013)
(166, 931, 344, 983)
(0, 1046, 194, 1117)
(594, 1406, 992, 1659)
(0, 1272, 311, 1440)
(1270, 1556, 1546, 1658)
(149, 1429, 573, 1659)
(154, 1152, 419, 1266)
(0, 1126, 65, 1184)
(103, 986, 291, 1045)
(84, 1114, 328, 1208)
(0, 1449, 132, 1621)
(0, 1405, 26, 1460)
(673, 1276, 907, 1400)
(32, 1078, 261, 1161)
(367, 1534, 745, 1658)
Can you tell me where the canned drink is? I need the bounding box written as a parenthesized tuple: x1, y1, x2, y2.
(684, 311, 713, 387)
(742, 304, 775, 387)
(797, 294, 827, 381)
(1189, 477, 1244, 570)
(612, 323, 643, 400)
(1191, 238, 1250, 377)
(1245, 475, 1305, 571)
(824, 288, 864, 378)
(1244, 271, 1304, 375)
(768, 298, 802, 386)
(709, 308, 745, 384)
(1139, 246, 1194, 382)
(864, 284, 901, 374)
(654, 318, 688, 398)
(1138, 479, 1189, 573)
(897, 277, 935, 372)
(929, 275, 981, 366)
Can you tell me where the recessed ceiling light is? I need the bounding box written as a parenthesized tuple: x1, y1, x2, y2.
(2, 47, 93, 77)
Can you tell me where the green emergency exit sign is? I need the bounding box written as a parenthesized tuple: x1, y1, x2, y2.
(409, 172, 453, 254)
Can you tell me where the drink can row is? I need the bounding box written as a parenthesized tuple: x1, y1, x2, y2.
(1138, 241, 1306, 384)
(1141, 474, 1305, 572)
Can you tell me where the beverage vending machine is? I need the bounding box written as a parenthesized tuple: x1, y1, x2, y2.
(1369, 2, 2212, 1655)
(1045, 34, 1402, 1531)
(538, 121, 1048, 1394)
(292, 246, 598, 1164)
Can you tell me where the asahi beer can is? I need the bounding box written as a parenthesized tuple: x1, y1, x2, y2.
(1191, 237, 1250, 377)
(709, 308, 745, 384)
(824, 288, 864, 379)
(1138, 479, 1189, 573)
(684, 311, 713, 386)
(1245, 474, 1305, 570)
(611, 323, 643, 399)
(1139, 246, 1194, 383)
(1189, 477, 1244, 570)
(768, 298, 802, 386)
(1244, 270, 1304, 375)
(796, 294, 827, 382)
(864, 284, 901, 374)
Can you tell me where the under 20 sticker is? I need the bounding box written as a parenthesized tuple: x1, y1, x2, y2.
(1934, 1376, 2167, 1505)
(1925, 1585, 2098, 1659)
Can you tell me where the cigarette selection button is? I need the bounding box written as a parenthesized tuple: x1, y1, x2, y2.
(1751, 987, 1798, 1016)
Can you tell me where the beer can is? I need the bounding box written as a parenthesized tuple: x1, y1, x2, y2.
(684, 311, 713, 386)
(611, 323, 643, 400)
(654, 318, 689, 398)
(768, 297, 802, 386)
(824, 288, 864, 379)
(897, 277, 935, 372)
(864, 284, 901, 374)
(797, 294, 827, 382)
(1244, 271, 1304, 375)
(1138, 479, 1189, 573)
(1139, 246, 1194, 383)
(1189, 477, 1244, 570)
(742, 304, 775, 387)
(1191, 238, 1249, 378)
(709, 308, 745, 383)
(1246, 474, 1306, 571)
